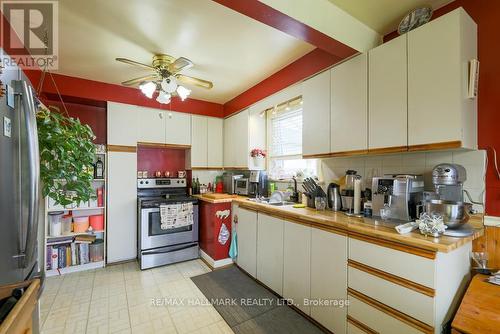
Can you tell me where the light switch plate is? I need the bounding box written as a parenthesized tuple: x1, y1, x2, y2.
(3, 116, 11, 137)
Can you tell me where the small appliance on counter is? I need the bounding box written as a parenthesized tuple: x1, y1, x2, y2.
(248, 171, 269, 198)
(234, 178, 249, 196)
(372, 174, 424, 222)
(341, 170, 363, 216)
(327, 183, 342, 211)
(222, 172, 243, 194)
(421, 164, 481, 237)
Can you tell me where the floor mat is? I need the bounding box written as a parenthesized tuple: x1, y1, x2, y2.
(191, 266, 324, 334)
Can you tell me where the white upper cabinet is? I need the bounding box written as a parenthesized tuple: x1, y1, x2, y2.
(223, 109, 250, 168)
(302, 70, 331, 157)
(190, 115, 208, 167)
(369, 35, 408, 151)
(331, 54, 368, 153)
(207, 117, 223, 168)
(247, 106, 266, 170)
(165, 111, 191, 145)
(408, 8, 477, 149)
(137, 106, 166, 144)
(107, 102, 138, 146)
(189, 116, 223, 168)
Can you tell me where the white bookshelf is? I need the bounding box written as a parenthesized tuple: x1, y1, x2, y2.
(43, 149, 107, 276)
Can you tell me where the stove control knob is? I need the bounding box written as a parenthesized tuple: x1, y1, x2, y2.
(139, 181, 143, 184)
(145, 181, 149, 184)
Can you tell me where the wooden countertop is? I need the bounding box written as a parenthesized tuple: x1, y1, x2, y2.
(233, 198, 484, 253)
(452, 274, 500, 333)
(194, 194, 247, 204)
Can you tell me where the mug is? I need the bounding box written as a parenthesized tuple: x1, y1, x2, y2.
(155, 171, 162, 178)
(178, 170, 186, 178)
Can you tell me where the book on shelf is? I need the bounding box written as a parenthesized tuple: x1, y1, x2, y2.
(46, 240, 100, 271)
(46, 236, 74, 246)
(74, 234, 96, 244)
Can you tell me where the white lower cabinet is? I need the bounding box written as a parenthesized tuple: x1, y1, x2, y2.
(257, 213, 284, 295)
(283, 223, 311, 315)
(107, 151, 137, 263)
(310, 228, 348, 334)
(236, 207, 258, 277)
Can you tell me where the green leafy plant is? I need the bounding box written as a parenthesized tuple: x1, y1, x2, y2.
(37, 105, 97, 206)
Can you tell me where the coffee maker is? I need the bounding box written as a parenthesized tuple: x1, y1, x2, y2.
(248, 171, 268, 198)
(372, 174, 424, 221)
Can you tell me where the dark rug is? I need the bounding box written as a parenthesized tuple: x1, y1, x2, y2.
(191, 266, 324, 334)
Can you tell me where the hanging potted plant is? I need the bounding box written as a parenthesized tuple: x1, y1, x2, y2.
(37, 105, 97, 207)
(250, 148, 266, 169)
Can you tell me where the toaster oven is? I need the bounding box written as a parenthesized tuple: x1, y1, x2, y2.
(234, 178, 249, 195)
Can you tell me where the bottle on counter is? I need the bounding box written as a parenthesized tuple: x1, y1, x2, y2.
(94, 157, 104, 179)
(192, 178, 197, 195)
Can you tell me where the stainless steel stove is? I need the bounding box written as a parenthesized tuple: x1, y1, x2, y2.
(137, 178, 199, 270)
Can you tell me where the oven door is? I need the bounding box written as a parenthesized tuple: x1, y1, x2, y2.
(139, 203, 199, 250)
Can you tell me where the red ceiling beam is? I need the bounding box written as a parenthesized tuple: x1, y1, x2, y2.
(212, 0, 357, 59)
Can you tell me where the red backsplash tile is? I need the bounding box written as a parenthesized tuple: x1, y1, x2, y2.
(137, 146, 187, 177)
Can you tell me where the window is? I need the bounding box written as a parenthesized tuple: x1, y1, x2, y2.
(267, 96, 318, 179)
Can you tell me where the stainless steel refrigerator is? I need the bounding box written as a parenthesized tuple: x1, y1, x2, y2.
(0, 47, 42, 287)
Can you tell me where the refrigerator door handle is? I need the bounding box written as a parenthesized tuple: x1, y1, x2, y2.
(14, 80, 40, 268)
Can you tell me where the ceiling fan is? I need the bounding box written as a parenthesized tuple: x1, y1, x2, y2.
(116, 54, 213, 104)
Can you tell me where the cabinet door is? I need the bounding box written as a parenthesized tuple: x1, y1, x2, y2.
(247, 107, 266, 170)
(331, 54, 368, 153)
(310, 228, 347, 334)
(223, 116, 234, 167)
(165, 111, 191, 145)
(137, 107, 166, 144)
(233, 110, 249, 168)
(207, 117, 223, 168)
(257, 213, 284, 295)
(236, 207, 258, 277)
(369, 35, 407, 150)
(107, 151, 137, 263)
(302, 70, 331, 156)
(283, 222, 311, 315)
(107, 102, 138, 146)
(408, 8, 476, 147)
(191, 115, 208, 167)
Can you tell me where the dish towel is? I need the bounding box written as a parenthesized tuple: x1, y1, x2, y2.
(229, 229, 238, 260)
(160, 203, 194, 230)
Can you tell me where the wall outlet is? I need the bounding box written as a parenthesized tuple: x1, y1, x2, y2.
(3, 116, 11, 137)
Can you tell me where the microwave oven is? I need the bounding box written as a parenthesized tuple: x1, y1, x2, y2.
(234, 178, 249, 195)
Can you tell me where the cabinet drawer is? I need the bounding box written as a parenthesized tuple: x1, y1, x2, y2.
(348, 267, 434, 325)
(348, 295, 430, 334)
(349, 237, 435, 288)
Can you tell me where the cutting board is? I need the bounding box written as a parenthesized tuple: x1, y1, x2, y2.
(202, 193, 238, 200)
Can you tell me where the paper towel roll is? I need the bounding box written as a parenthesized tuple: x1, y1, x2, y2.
(354, 177, 362, 214)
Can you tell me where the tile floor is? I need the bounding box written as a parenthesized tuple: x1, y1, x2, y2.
(40, 259, 234, 334)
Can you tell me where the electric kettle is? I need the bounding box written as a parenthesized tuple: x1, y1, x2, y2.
(327, 183, 342, 211)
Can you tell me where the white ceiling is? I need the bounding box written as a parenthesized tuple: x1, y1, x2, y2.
(328, 0, 453, 35)
(55, 0, 314, 103)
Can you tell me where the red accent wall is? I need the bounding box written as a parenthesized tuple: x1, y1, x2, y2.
(137, 146, 187, 177)
(42, 98, 107, 144)
(223, 48, 342, 116)
(385, 2, 500, 216)
(199, 201, 232, 260)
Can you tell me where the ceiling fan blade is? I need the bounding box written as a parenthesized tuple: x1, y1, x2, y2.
(176, 74, 213, 89)
(116, 57, 155, 70)
(169, 57, 193, 73)
(121, 74, 158, 86)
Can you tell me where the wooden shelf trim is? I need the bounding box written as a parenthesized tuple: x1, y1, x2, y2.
(137, 142, 191, 149)
(108, 145, 137, 153)
(0, 279, 40, 334)
(348, 288, 434, 334)
(347, 315, 378, 334)
(348, 259, 436, 297)
(408, 141, 462, 152)
(348, 231, 436, 259)
(302, 152, 332, 159)
(368, 146, 408, 155)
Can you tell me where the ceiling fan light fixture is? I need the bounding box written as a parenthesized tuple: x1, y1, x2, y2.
(139, 81, 156, 99)
(161, 76, 178, 93)
(176, 85, 191, 101)
(156, 91, 171, 104)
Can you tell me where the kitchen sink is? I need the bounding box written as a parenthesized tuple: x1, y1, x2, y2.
(268, 201, 296, 206)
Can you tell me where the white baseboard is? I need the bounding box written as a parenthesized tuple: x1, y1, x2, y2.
(200, 249, 233, 268)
